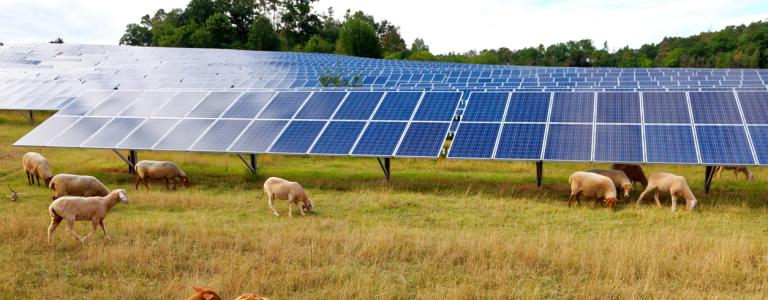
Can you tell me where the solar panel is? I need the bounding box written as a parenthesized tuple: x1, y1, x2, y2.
(462, 92, 508, 122)
(495, 123, 546, 160)
(505, 92, 550, 122)
(269, 121, 326, 154)
(294, 92, 346, 119)
(187, 92, 241, 118)
(49, 117, 111, 147)
(351, 122, 407, 156)
(748, 126, 768, 165)
(372, 92, 421, 121)
(596, 92, 640, 123)
(642, 92, 690, 124)
(544, 124, 592, 161)
(257, 92, 311, 119)
(594, 125, 643, 162)
(549, 92, 593, 123)
(82, 118, 144, 148)
(412, 92, 461, 121)
(310, 121, 366, 155)
(190, 119, 250, 151)
(119, 91, 176, 117)
(332, 92, 384, 120)
(57, 90, 113, 116)
(154, 119, 214, 150)
(396, 122, 450, 157)
(736, 92, 768, 124)
(153, 91, 208, 118)
(689, 92, 742, 124)
(221, 92, 275, 118)
(696, 125, 754, 164)
(118, 118, 179, 149)
(228, 120, 288, 153)
(88, 91, 143, 116)
(644, 125, 698, 164)
(14, 116, 80, 146)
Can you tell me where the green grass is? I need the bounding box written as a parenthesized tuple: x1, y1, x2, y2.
(1, 111, 767, 299)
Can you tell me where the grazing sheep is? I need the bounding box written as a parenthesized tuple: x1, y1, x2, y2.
(715, 166, 753, 181)
(22, 152, 53, 187)
(49, 174, 110, 200)
(47, 189, 129, 245)
(568, 171, 618, 208)
(611, 164, 648, 188)
(587, 169, 633, 199)
(636, 172, 697, 211)
(134, 160, 189, 190)
(263, 177, 313, 217)
(186, 287, 269, 300)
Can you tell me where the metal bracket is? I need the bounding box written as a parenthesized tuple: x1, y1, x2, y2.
(16, 110, 34, 123)
(112, 149, 136, 174)
(536, 160, 543, 187)
(704, 165, 715, 194)
(377, 158, 391, 181)
(237, 154, 258, 175)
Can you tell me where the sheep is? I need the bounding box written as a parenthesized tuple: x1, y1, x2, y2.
(611, 163, 648, 188)
(187, 287, 223, 300)
(49, 174, 110, 200)
(134, 160, 189, 190)
(22, 152, 53, 187)
(47, 189, 129, 245)
(714, 166, 753, 181)
(587, 169, 633, 199)
(263, 177, 313, 217)
(636, 172, 697, 211)
(568, 171, 618, 208)
(236, 294, 270, 300)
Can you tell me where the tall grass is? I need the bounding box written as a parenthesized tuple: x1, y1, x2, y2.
(1, 112, 767, 299)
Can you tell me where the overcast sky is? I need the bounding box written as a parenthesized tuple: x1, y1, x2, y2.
(1, 0, 766, 54)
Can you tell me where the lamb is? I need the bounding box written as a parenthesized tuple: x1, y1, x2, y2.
(186, 287, 270, 300)
(22, 152, 53, 187)
(263, 177, 313, 217)
(714, 166, 753, 181)
(587, 169, 633, 199)
(568, 171, 618, 208)
(49, 174, 110, 200)
(636, 172, 697, 211)
(47, 189, 129, 245)
(611, 164, 648, 188)
(134, 160, 189, 190)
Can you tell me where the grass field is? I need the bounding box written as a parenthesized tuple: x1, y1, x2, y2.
(1, 111, 767, 299)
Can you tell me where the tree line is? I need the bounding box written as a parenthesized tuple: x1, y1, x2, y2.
(119, 0, 768, 68)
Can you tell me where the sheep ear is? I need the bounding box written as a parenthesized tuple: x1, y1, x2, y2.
(119, 191, 127, 201)
(203, 294, 216, 300)
(193, 286, 203, 292)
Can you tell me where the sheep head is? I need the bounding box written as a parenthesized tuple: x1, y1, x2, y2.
(621, 184, 632, 198)
(605, 198, 618, 209)
(44, 176, 52, 188)
(686, 198, 697, 211)
(114, 189, 129, 204)
(188, 287, 223, 300)
(181, 175, 190, 187)
(303, 197, 313, 213)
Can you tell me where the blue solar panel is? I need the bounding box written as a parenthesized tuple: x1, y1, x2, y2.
(257, 92, 311, 119)
(191, 119, 250, 151)
(696, 125, 754, 164)
(228, 120, 288, 153)
(549, 92, 593, 123)
(689, 92, 742, 124)
(447, 123, 501, 158)
(462, 92, 508, 122)
(187, 92, 241, 118)
(495, 123, 546, 160)
(294, 92, 346, 119)
(118, 118, 179, 150)
(594, 125, 642, 162)
(642, 92, 690, 124)
(310, 121, 366, 155)
(333, 92, 384, 120)
(737, 92, 768, 124)
(351, 122, 406, 156)
(412, 92, 461, 121)
(645, 125, 698, 163)
(14, 116, 80, 146)
(505, 92, 550, 122)
(596, 93, 640, 123)
(396, 122, 450, 157)
(154, 119, 214, 150)
(222, 92, 275, 119)
(82, 118, 143, 148)
(748, 126, 768, 164)
(269, 121, 326, 153)
(372, 92, 421, 120)
(544, 124, 592, 161)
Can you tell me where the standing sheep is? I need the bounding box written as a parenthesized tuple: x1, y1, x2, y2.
(636, 172, 697, 211)
(611, 164, 648, 188)
(47, 189, 129, 245)
(714, 166, 753, 181)
(263, 177, 313, 217)
(134, 160, 189, 190)
(587, 169, 633, 199)
(22, 152, 53, 187)
(49, 174, 110, 200)
(568, 171, 618, 208)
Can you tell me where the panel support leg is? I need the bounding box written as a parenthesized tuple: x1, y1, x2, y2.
(377, 158, 391, 181)
(237, 154, 258, 176)
(112, 149, 136, 174)
(28, 110, 34, 123)
(536, 160, 543, 187)
(704, 165, 715, 194)
(128, 150, 137, 174)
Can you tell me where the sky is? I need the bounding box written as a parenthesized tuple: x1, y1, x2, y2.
(0, 0, 766, 54)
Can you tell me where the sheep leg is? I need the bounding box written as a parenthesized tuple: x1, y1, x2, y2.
(64, 219, 84, 244)
(47, 216, 62, 245)
(80, 219, 99, 243)
(135, 176, 141, 190)
(670, 193, 678, 212)
(636, 186, 654, 207)
(165, 178, 171, 190)
(653, 191, 662, 207)
(288, 201, 294, 218)
(35, 174, 40, 187)
(100, 219, 111, 240)
(268, 193, 279, 216)
(25, 171, 31, 186)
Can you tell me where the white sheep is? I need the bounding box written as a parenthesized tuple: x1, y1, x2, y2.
(262, 177, 313, 217)
(568, 171, 618, 208)
(134, 160, 189, 190)
(49, 174, 110, 200)
(47, 189, 129, 245)
(22, 152, 53, 187)
(587, 169, 633, 199)
(636, 172, 697, 211)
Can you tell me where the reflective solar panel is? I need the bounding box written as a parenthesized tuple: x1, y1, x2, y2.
(596, 93, 640, 123)
(152, 91, 208, 118)
(310, 121, 366, 155)
(82, 118, 144, 148)
(696, 125, 754, 164)
(748, 126, 768, 165)
(642, 92, 690, 124)
(221, 92, 275, 119)
(294, 92, 346, 119)
(119, 91, 176, 117)
(594, 125, 642, 162)
(332, 92, 384, 120)
(495, 123, 546, 160)
(269, 121, 326, 153)
(190, 119, 250, 151)
(549, 92, 593, 123)
(257, 92, 311, 119)
(352, 122, 407, 156)
(544, 124, 592, 161)
(372, 92, 421, 120)
(57, 90, 113, 116)
(462, 92, 508, 122)
(118, 118, 179, 149)
(736, 92, 768, 124)
(14, 116, 80, 146)
(228, 120, 288, 153)
(88, 91, 143, 116)
(412, 92, 461, 121)
(49, 117, 111, 147)
(505, 92, 550, 122)
(447, 122, 500, 158)
(154, 119, 214, 150)
(645, 125, 698, 163)
(187, 92, 241, 118)
(396, 122, 450, 157)
(689, 92, 742, 124)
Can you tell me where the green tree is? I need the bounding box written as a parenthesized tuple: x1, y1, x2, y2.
(248, 15, 280, 50)
(411, 38, 428, 52)
(380, 24, 407, 54)
(336, 15, 382, 58)
(120, 24, 153, 46)
(407, 50, 436, 61)
(280, 0, 322, 47)
(304, 35, 335, 53)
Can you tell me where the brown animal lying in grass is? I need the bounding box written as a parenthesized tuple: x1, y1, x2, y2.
(186, 286, 269, 300)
